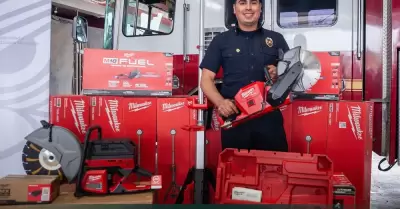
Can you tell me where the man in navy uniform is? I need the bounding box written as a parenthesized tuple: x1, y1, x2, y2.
(200, 0, 290, 152)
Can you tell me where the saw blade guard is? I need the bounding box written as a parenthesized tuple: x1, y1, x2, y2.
(280, 48, 321, 93)
(275, 46, 321, 92)
(24, 123, 82, 183)
(276, 46, 302, 76)
(267, 46, 321, 106)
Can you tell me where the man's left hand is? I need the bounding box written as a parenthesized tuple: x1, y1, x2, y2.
(267, 65, 277, 82)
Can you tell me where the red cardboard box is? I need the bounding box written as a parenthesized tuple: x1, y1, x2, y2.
(49, 95, 90, 143)
(292, 52, 343, 100)
(154, 97, 193, 204)
(291, 101, 331, 154)
(122, 97, 158, 178)
(89, 96, 125, 139)
(83, 49, 173, 96)
(290, 100, 373, 208)
(327, 101, 373, 208)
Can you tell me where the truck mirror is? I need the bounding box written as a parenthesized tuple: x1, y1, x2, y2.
(72, 16, 88, 43)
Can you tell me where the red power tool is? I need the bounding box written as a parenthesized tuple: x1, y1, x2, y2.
(114, 69, 161, 79)
(23, 121, 158, 197)
(217, 46, 321, 129)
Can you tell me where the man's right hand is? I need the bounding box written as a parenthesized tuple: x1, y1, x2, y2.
(216, 99, 239, 118)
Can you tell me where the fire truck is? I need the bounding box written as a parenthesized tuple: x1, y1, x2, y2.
(19, 0, 400, 206)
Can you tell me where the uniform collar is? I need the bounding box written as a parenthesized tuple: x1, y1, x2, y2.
(234, 23, 263, 36)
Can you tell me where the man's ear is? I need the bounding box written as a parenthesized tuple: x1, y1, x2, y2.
(233, 5, 236, 14)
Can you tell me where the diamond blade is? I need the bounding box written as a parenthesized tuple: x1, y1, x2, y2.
(292, 49, 322, 92)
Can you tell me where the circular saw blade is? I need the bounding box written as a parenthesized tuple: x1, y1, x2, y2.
(22, 141, 63, 178)
(291, 49, 322, 92)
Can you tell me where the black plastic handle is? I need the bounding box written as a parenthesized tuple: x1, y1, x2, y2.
(264, 66, 273, 86)
(74, 125, 102, 198)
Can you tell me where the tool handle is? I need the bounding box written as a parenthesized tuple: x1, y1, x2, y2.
(264, 66, 274, 86)
(74, 125, 102, 198)
(86, 125, 102, 140)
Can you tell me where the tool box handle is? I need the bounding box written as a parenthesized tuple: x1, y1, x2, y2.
(86, 125, 102, 140)
(74, 125, 102, 198)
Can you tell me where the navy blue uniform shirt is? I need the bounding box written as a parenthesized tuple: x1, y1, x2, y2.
(200, 27, 289, 99)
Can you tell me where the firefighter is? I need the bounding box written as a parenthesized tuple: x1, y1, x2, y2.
(200, 0, 289, 152)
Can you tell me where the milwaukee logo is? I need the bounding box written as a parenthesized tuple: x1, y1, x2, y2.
(105, 99, 121, 132)
(128, 101, 152, 112)
(241, 88, 255, 99)
(347, 105, 363, 140)
(103, 57, 154, 66)
(70, 99, 87, 134)
(162, 102, 185, 112)
(297, 106, 322, 116)
(88, 175, 102, 182)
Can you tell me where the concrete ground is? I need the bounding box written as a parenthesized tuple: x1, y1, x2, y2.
(371, 153, 400, 208)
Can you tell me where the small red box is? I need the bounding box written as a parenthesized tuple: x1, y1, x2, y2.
(49, 95, 90, 143)
(332, 173, 356, 209)
(83, 49, 173, 96)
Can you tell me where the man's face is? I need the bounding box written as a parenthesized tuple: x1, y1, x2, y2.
(233, 0, 262, 27)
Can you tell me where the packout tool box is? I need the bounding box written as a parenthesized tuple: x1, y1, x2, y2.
(214, 149, 334, 206)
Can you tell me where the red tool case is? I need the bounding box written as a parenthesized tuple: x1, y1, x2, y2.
(214, 149, 334, 205)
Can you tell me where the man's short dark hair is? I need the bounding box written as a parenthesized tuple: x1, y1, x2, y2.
(233, 0, 262, 3)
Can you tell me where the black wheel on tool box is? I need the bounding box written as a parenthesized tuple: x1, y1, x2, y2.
(22, 141, 64, 179)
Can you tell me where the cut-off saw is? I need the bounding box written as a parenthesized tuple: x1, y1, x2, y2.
(24, 121, 158, 197)
(217, 46, 322, 129)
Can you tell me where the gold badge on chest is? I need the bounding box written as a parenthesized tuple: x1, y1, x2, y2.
(266, 37, 273, 47)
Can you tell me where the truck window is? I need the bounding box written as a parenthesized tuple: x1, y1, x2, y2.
(224, 0, 265, 29)
(103, 0, 115, 49)
(277, 0, 338, 28)
(122, 0, 175, 36)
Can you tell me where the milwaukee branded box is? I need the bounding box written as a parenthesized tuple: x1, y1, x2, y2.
(82, 48, 173, 96)
(332, 173, 356, 209)
(0, 175, 60, 205)
(327, 101, 373, 208)
(290, 100, 373, 207)
(155, 97, 193, 204)
(49, 95, 90, 143)
(90, 96, 125, 139)
(122, 97, 158, 178)
(292, 52, 343, 100)
(290, 101, 331, 154)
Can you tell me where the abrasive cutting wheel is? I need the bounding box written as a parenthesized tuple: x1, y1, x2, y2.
(22, 141, 64, 179)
